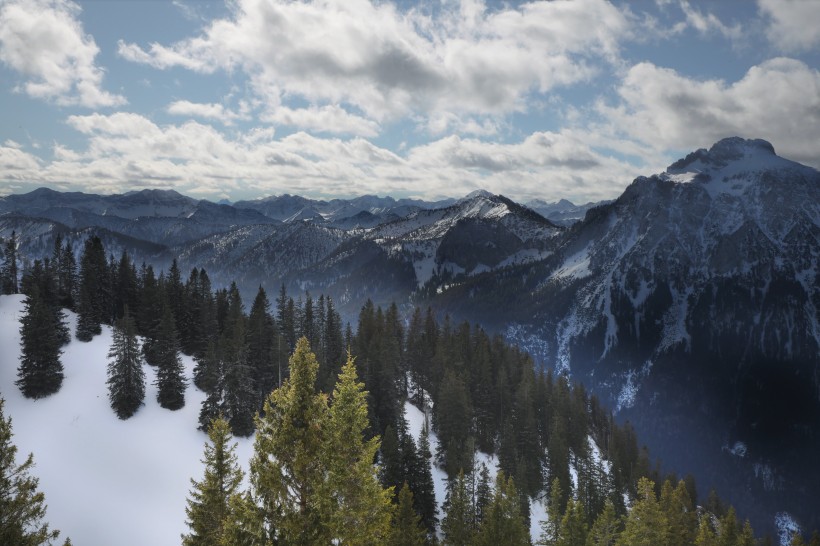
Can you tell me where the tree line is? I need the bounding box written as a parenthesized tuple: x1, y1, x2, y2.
(6, 233, 796, 544)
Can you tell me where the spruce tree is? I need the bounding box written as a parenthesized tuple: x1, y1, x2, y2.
(615, 478, 667, 546)
(249, 337, 330, 543)
(182, 416, 244, 546)
(106, 307, 145, 419)
(76, 236, 107, 341)
(442, 469, 475, 546)
(16, 287, 64, 399)
(558, 497, 589, 546)
(389, 483, 427, 546)
(1, 230, 18, 294)
(323, 352, 393, 544)
(474, 472, 529, 546)
(154, 301, 186, 411)
(246, 286, 276, 406)
(414, 420, 438, 535)
(585, 499, 621, 546)
(0, 398, 61, 545)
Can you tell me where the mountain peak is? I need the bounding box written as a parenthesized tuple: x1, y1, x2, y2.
(667, 137, 777, 174)
(457, 189, 494, 203)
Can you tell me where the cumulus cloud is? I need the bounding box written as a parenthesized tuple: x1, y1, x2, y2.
(758, 0, 820, 52)
(598, 58, 820, 168)
(117, 0, 632, 132)
(263, 105, 381, 138)
(167, 100, 246, 125)
(0, 0, 125, 107)
(2, 112, 636, 202)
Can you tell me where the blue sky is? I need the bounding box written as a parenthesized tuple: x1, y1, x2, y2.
(1, 0, 818, 203)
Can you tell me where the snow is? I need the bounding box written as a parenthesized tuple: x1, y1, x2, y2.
(403, 400, 549, 542)
(0, 294, 254, 546)
(552, 247, 592, 281)
(775, 512, 801, 546)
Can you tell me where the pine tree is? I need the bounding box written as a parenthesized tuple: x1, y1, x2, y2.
(0, 398, 61, 545)
(247, 286, 276, 407)
(586, 499, 621, 546)
(540, 477, 565, 546)
(442, 470, 475, 546)
(414, 420, 438, 535)
(615, 478, 667, 546)
(389, 483, 427, 546)
(558, 497, 589, 546)
(474, 472, 529, 546)
(249, 337, 330, 544)
(474, 462, 492, 528)
(16, 287, 65, 399)
(182, 416, 244, 546)
(695, 516, 718, 546)
(76, 236, 107, 341)
(323, 352, 393, 544)
(106, 307, 145, 419)
(154, 301, 186, 410)
(1, 230, 19, 294)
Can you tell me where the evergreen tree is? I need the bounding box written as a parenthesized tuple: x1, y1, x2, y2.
(558, 497, 589, 546)
(246, 286, 276, 406)
(197, 343, 226, 432)
(106, 307, 145, 419)
(695, 516, 718, 546)
(474, 472, 529, 546)
(615, 478, 667, 546)
(540, 477, 565, 546)
(182, 416, 244, 546)
(76, 236, 108, 341)
(0, 398, 61, 545)
(442, 470, 475, 546)
(249, 337, 330, 544)
(414, 420, 438, 535)
(154, 301, 186, 411)
(585, 500, 621, 546)
(389, 483, 427, 546)
(1, 230, 18, 294)
(16, 287, 64, 399)
(474, 462, 492, 528)
(323, 352, 393, 544)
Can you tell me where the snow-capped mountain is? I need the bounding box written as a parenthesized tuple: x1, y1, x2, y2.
(433, 137, 820, 537)
(526, 197, 611, 227)
(233, 193, 454, 226)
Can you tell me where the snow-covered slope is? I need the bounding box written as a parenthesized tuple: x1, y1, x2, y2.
(0, 295, 254, 546)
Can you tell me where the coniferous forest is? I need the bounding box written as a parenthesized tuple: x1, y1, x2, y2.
(5, 233, 818, 545)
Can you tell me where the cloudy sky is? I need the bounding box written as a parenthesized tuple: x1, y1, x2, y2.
(1, 0, 818, 203)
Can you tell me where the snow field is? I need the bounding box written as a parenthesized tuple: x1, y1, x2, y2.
(0, 294, 254, 546)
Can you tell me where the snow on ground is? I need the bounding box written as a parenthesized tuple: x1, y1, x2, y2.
(0, 294, 254, 546)
(403, 400, 548, 542)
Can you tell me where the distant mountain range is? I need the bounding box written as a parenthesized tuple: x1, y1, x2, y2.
(1, 137, 818, 538)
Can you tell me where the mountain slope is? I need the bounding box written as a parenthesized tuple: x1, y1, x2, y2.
(431, 137, 820, 537)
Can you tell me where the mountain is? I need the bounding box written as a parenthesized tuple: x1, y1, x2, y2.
(233, 193, 455, 226)
(431, 137, 820, 537)
(3, 138, 818, 537)
(526, 197, 612, 226)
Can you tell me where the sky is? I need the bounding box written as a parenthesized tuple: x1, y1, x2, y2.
(0, 0, 818, 204)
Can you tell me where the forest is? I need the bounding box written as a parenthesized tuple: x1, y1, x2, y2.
(4, 233, 817, 545)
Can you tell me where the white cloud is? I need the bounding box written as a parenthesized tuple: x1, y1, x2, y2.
(598, 58, 820, 168)
(263, 105, 381, 138)
(0, 0, 125, 107)
(678, 1, 742, 41)
(2, 112, 637, 203)
(117, 0, 632, 130)
(167, 100, 245, 125)
(758, 0, 820, 52)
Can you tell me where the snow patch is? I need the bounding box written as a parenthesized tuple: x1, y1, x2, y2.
(775, 512, 801, 546)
